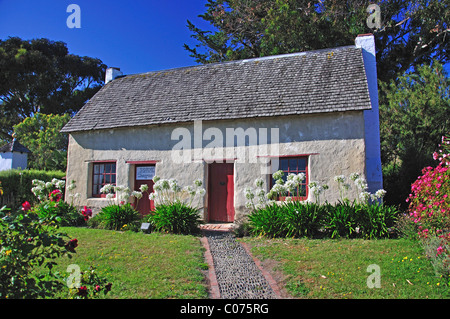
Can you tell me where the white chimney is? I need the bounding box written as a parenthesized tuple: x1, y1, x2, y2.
(105, 67, 123, 84)
(355, 33, 383, 193)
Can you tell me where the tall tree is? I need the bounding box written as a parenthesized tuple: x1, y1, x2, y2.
(0, 37, 106, 140)
(13, 113, 71, 171)
(184, 0, 449, 83)
(379, 61, 450, 206)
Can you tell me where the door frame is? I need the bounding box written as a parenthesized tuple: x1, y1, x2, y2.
(133, 163, 156, 217)
(207, 162, 235, 222)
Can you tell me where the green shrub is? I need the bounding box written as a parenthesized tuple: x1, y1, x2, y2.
(248, 200, 399, 239)
(323, 201, 358, 238)
(356, 203, 398, 239)
(90, 203, 141, 231)
(149, 202, 203, 235)
(248, 203, 286, 238)
(34, 201, 86, 227)
(0, 169, 65, 208)
(283, 201, 324, 238)
(0, 204, 76, 299)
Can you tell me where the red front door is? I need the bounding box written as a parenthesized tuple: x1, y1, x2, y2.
(208, 163, 235, 222)
(134, 165, 155, 217)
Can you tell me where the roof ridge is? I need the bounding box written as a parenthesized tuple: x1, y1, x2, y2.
(122, 45, 358, 80)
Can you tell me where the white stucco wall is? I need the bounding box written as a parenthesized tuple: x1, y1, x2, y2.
(0, 152, 28, 171)
(65, 110, 369, 221)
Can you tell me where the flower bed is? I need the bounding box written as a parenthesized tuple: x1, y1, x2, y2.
(407, 135, 449, 279)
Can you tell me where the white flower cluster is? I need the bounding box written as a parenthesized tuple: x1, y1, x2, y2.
(335, 173, 387, 204)
(31, 178, 66, 202)
(149, 176, 205, 208)
(245, 171, 307, 210)
(100, 183, 151, 205)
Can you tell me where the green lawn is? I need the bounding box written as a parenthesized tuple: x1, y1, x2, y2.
(240, 237, 449, 299)
(47, 227, 208, 299)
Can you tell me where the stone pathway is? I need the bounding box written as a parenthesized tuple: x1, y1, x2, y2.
(202, 227, 279, 299)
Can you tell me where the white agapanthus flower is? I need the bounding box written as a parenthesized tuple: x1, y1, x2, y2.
(152, 175, 160, 183)
(100, 184, 114, 194)
(272, 170, 284, 181)
(359, 191, 371, 202)
(131, 191, 143, 199)
(169, 179, 181, 192)
(254, 178, 264, 188)
(106, 193, 114, 200)
(294, 173, 305, 184)
(194, 179, 203, 187)
(245, 187, 255, 200)
(334, 175, 346, 183)
(139, 184, 149, 193)
(349, 172, 360, 181)
(67, 180, 77, 191)
(375, 189, 387, 199)
(354, 177, 368, 191)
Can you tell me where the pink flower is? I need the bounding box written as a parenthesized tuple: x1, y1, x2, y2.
(436, 246, 444, 256)
(81, 206, 92, 221)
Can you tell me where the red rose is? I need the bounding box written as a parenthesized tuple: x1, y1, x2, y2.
(77, 286, 88, 298)
(81, 206, 92, 221)
(21, 201, 31, 212)
(65, 238, 78, 253)
(49, 189, 62, 202)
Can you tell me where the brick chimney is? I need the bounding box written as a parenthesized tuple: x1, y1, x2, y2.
(355, 33, 383, 193)
(105, 67, 123, 84)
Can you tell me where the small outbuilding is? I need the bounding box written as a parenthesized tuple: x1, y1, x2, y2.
(0, 139, 31, 171)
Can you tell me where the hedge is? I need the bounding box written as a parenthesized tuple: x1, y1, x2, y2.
(0, 169, 65, 208)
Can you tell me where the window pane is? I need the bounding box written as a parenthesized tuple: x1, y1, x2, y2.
(94, 164, 100, 174)
(111, 174, 116, 184)
(298, 158, 306, 171)
(289, 158, 298, 172)
(105, 174, 110, 184)
(280, 159, 289, 171)
(99, 174, 104, 185)
(99, 164, 104, 174)
(105, 164, 111, 173)
(94, 174, 99, 185)
(112, 163, 116, 172)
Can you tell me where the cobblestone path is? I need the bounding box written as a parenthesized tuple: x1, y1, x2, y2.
(204, 230, 278, 299)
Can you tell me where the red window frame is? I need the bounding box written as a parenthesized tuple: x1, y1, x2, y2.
(271, 156, 309, 201)
(92, 161, 117, 198)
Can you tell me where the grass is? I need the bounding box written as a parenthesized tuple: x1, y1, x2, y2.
(240, 237, 450, 299)
(42, 227, 208, 299)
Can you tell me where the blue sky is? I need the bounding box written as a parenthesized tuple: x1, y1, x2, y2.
(1, 1, 448, 77)
(0, 0, 210, 75)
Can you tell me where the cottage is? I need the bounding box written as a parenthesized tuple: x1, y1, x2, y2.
(0, 138, 31, 171)
(61, 34, 383, 222)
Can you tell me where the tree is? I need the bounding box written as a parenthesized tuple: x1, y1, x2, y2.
(184, 0, 449, 83)
(13, 113, 71, 171)
(379, 62, 450, 206)
(0, 37, 106, 140)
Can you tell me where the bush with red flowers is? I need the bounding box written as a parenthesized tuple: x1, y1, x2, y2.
(68, 266, 113, 299)
(407, 135, 450, 279)
(0, 201, 78, 298)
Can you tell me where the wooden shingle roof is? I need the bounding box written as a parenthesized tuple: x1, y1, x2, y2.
(61, 45, 371, 133)
(0, 139, 31, 153)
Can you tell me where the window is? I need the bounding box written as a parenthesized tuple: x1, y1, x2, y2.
(92, 162, 116, 197)
(271, 156, 308, 200)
